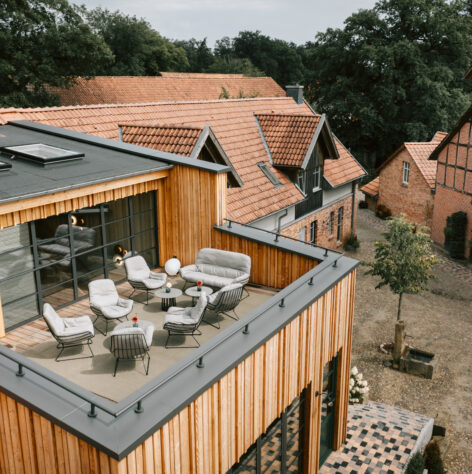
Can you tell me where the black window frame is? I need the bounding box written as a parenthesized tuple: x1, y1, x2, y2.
(310, 220, 318, 244)
(337, 207, 343, 242)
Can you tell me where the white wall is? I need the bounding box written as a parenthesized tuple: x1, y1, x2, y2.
(250, 206, 296, 233)
(323, 183, 352, 206)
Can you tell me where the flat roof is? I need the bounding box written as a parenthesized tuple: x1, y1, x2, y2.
(0, 121, 230, 204)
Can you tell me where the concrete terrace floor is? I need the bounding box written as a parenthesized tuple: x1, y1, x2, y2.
(1, 277, 275, 402)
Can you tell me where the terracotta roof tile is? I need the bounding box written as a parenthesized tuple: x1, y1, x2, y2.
(403, 142, 439, 188)
(0, 98, 307, 223)
(324, 137, 366, 187)
(256, 114, 321, 166)
(47, 75, 285, 106)
(360, 177, 379, 198)
(120, 123, 203, 157)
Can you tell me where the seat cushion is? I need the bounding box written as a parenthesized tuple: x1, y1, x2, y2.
(63, 315, 94, 335)
(180, 269, 234, 288)
(141, 277, 166, 290)
(100, 304, 132, 319)
(110, 323, 154, 350)
(164, 310, 195, 326)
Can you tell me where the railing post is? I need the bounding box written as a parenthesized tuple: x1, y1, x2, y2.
(88, 404, 97, 418)
(274, 234, 279, 242)
(308, 276, 314, 286)
(279, 298, 285, 308)
(333, 259, 337, 268)
(324, 248, 328, 257)
(16, 363, 25, 377)
(243, 324, 249, 334)
(227, 220, 232, 228)
(135, 400, 144, 414)
(196, 357, 204, 368)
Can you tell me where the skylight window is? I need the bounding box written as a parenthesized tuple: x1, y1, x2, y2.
(0, 161, 12, 172)
(2, 144, 84, 165)
(257, 162, 282, 187)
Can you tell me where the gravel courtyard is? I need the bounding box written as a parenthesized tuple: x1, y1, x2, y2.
(347, 210, 472, 472)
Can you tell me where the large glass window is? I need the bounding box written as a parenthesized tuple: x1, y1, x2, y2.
(0, 191, 158, 330)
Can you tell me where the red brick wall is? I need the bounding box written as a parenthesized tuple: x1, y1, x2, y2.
(282, 193, 355, 249)
(431, 122, 472, 258)
(378, 149, 434, 227)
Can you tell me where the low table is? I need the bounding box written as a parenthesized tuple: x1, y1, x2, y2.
(154, 288, 182, 311)
(185, 286, 214, 303)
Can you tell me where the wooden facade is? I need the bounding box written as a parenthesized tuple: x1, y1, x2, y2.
(0, 270, 355, 474)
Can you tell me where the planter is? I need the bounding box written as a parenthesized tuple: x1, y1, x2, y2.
(399, 348, 437, 379)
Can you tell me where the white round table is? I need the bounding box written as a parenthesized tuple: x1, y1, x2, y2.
(154, 288, 182, 311)
(185, 286, 214, 303)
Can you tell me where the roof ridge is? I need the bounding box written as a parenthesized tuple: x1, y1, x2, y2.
(0, 97, 294, 115)
(119, 123, 204, 131)
(256, 112, 319, 118)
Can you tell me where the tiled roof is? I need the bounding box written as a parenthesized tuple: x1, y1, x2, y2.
(46, 75, 285, 106)
(256, 114, 321, 166)
(0, 98, 308, 223)
(360, 177, 380, 198)
(378, 132, 446, 189)
(120, 123, 203, 157)
(324, 137, 366, 187)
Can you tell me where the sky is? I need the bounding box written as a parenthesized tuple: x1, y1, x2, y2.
(76, 0, 378, 46)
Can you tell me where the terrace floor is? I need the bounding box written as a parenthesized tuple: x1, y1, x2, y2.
(1, 276, 275, 402)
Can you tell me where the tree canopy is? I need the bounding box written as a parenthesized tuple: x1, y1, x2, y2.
(302, 0, 472, 169)
(0, 0, 113, 107)
(366, 214, 436, 320)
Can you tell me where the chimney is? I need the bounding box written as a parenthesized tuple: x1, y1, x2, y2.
(285, 84, 304, 105)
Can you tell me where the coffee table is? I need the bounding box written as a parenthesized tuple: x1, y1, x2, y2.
(185, 286, 214, 303)
(154, 288, 182, 311)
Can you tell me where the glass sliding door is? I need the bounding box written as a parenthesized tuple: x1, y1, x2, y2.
(0, 191, 158, 331)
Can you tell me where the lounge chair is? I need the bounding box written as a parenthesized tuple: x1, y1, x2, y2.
(206, 283, 244, 328)
(124, 255, 167, 304)
(163, 293, 208, 348)
(42, 303, 94, 361)
(88, 279, 133, 335)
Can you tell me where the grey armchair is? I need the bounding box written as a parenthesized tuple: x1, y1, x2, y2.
(109, 321, 155, 376)
(88, 279, 134, 335)
(206, 283, 244, 328)
(163, 293, 208, 348)
(42, 303, 94, 361)
(124, 255, 167, 304)
(180, 248, 251, 289)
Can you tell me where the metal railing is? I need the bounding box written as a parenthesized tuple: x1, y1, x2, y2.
(0, 226, 345, 421)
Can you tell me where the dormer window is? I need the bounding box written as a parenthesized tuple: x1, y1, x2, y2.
(298, 170, 306, 193)
(313, 165, 321, 191)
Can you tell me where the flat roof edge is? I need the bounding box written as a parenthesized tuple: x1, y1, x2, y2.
(8, 121, 231, 175)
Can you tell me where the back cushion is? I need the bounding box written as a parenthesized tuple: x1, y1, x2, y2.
(196, 248, 251, 275)
(43, 303, 65, 334)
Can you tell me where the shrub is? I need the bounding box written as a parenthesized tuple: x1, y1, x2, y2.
(405, 452, 425, 474)
(375, 204, 391, 219)
(344, 232, 360, 250)
(424, 440, 444, 474)
(359, 200, 369, 209)
(349, 367, 369, 404)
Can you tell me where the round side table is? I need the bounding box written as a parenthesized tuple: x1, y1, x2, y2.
(154, 288, 182, 311)
(185, 286, 214, 303)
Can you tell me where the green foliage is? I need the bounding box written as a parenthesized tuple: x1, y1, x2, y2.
(0, 0, 113, 107)
(444, 211, 468, 259)
(405, 452, 425, 474)
(302, 0, 472, 169)
(343, 232, 360, 250)
(424, 440, 444, 474)
(206, 56, 263, 77)
(172, 38, 214, 72)
(366, 214, 436, 320)
(86, 8, 188, 75)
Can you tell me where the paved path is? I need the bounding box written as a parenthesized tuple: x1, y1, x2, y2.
(358, 209, 472, 284)
(320, 401, 433, 474)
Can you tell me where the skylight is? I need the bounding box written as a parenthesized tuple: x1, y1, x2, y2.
(2, 144, 84, 165)
(257, 162, 282, 187)
(0, 161, 12, 172)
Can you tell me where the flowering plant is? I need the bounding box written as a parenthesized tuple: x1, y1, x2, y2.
(197, 280, 203, 291)
(349, 366, 369, 404)
(132, 316, 139, 327)
(166, 282, 172, 293)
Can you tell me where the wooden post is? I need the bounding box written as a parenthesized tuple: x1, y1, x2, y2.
(393, 320, 405, 367)
(0, 295, 5, 338)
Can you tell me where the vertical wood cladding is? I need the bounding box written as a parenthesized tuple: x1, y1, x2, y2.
(0, 271, 355, 474)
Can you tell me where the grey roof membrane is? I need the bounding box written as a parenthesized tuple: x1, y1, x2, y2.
(0, 121, 229, 204)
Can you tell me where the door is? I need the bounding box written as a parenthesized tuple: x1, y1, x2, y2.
(319, 355, 338, 467)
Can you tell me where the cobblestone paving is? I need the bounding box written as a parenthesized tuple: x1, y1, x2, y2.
(358, 209, 472, 284)
(320, 402, 432, 474)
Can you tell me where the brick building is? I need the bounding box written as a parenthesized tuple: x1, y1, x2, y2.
(362, 132, 446, 227)
(429, 106, 472, 259)
(360, 177, 379, 211)
(0, 84, 365, 250)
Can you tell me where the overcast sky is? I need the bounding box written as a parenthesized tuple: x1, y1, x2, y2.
(77, 0, 378, 46)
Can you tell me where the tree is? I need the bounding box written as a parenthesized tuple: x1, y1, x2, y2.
(172, 38, 214, 72)
(0, 0, 113, 107)
(302, 0, 472, 170)
(87, 8, 188, 75)
(366, 214, 436, 321)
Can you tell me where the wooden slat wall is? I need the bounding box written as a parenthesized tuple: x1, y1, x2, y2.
(211, 229, 318, 288)
(157, 165, 227, 267)
(0, 270, 355, 474)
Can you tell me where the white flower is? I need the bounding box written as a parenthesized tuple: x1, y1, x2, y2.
(358, 373, 363, 380)
(351, 367, 358, 376)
